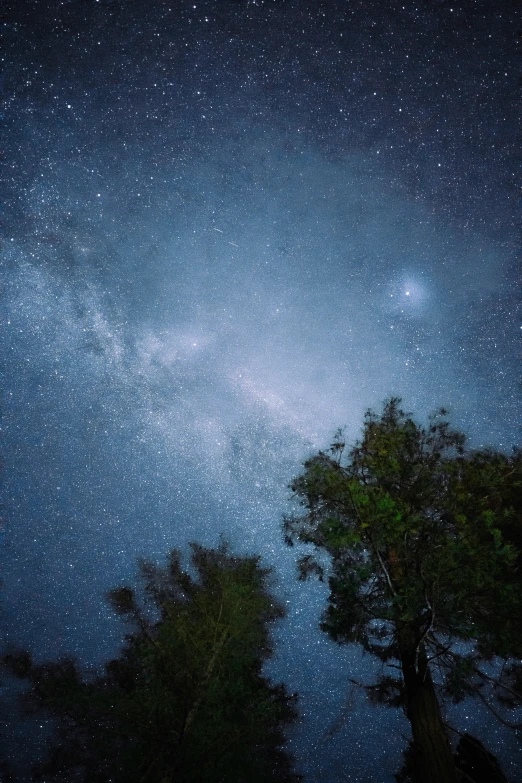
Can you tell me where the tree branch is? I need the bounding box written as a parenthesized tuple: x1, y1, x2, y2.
(370, 535, 397, 598)
(472, 684, 522, 730)
(473, 664, 522, 703)
(180, 625, 229, 742)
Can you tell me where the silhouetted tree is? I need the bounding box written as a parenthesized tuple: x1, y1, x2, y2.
(454, 733, 509, 783)
(4, 543, 301, 782)
(284, 398, 521, 783)
(395, 734, 509, 783)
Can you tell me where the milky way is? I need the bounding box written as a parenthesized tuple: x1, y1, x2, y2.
(2, 1, 520, 780)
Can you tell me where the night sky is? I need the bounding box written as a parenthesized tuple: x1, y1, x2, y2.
(2, 0, 520, 780)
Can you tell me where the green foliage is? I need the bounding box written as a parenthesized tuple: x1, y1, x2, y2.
(285, 397, 522, 729)
(4, 543, 300, 783)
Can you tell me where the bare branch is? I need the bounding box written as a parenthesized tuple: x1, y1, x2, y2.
(472, 685, 522, 731)
(369, 534, 397, 598)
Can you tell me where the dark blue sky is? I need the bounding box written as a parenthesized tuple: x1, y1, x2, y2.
(2, 1, 520, 780)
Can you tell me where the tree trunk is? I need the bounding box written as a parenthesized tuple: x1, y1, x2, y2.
(398, 626, 458, 783)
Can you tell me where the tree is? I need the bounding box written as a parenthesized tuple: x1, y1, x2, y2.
(4, 543, 301, 782)
(396, 734, 509, 783)
(284, 398, 521, 783)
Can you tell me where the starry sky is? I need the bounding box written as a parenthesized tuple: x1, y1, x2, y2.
(2, 0, 520, 780)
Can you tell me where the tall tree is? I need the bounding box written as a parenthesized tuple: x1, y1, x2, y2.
(4, 543, 301, 782)
(284, 398, 521, 783)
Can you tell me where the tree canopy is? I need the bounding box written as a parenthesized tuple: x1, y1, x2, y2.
(284, 398, 521, 783)
(3, 399, 521, 782)
(4, 543, 301, 782)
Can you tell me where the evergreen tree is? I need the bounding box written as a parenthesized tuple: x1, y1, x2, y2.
(284, 398, 521, 783)
(4, 543, 301, 782)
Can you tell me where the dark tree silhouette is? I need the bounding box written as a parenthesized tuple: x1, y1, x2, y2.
(284, 398, 521, 783)
(4, 543, 301, 782)
(396, 734, 508, 783)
